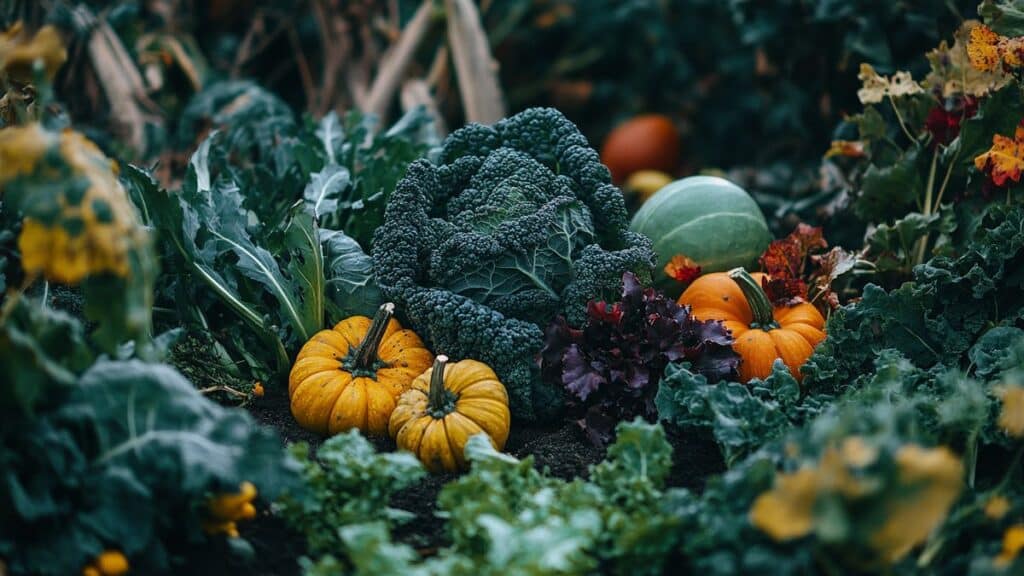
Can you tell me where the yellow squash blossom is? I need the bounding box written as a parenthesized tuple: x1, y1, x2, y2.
(0, 123, 147, 284)
(996, 524, 1024, 567)
(869, 445, 963, 564)
(203, 481, 258, 538)
(749, 466, 820, 541)
(81, 550, 129, 576)
(997, 385, 1024, 438)
(985, 495, 1011, 520)
(0, 22, 67, 83)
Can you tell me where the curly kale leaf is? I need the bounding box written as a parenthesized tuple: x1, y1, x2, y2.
(803, 203, 1024, 392)
(373, 108, 655, 419)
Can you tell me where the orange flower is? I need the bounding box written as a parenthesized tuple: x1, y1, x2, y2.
(252, 382, 265, 398)
(664, 254, 701, 284)
(975, 121, 1024, 187)
(81, 550, 129, 576)
(203, 481, 258, 538)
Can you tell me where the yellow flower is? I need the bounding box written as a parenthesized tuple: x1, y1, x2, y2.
(203, 481, 258, 538)
(0, 124, 146, 284)
(996, 524, 1024, 567)
(968, 25, 1002, 72)
(869, 445, 963, 564)
(749, 467, 819, 541)
(81, 550, 129, 576)
(985, 495, 1012, 520)
(0, 22, 67, 83)
(997, 385, 1024, 438)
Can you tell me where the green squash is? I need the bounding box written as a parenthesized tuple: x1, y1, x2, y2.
(629, 176, 771, 297)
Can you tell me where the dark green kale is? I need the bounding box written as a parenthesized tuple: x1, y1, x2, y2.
(373, 108, 655, 420)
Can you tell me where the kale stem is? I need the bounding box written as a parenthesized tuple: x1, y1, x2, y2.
(352, 303, 395, 370)
(728, 268, 777, 329)
(428, 355, 449, 414)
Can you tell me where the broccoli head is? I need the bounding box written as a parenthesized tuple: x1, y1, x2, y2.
(373, 108, 654, 420)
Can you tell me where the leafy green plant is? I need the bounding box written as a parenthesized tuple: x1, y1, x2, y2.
(276, 431, 424, 557)
(139, 90, 433, 381)
(373, 107, 655, 420)
(302, 419, 686, 576)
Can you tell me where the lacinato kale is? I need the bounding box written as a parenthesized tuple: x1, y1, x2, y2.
(373, 108, 655, 420)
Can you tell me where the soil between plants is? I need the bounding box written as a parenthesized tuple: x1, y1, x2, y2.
(238, 383, 725, 574)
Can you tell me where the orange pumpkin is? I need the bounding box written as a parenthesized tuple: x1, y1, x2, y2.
(678, 268, 825, 382)
(288, 303, 433, 436)
(389, 355, 511, 473)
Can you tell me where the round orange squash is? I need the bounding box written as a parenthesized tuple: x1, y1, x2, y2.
(600, 114, 681, 184)
(678, 268, 825, 382)
(389, 355, 511, 473)
(288, 303, 433, 436)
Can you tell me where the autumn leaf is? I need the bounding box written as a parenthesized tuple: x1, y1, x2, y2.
(857, 63, 923, 105)
(968, 24, 1002, 72)
(824, 140, 865, 159)
(925, 22, 1010, 98)
(974, 120, 1024, 187)
(664, 254, 701, 285)
(0, 22, 67, 84)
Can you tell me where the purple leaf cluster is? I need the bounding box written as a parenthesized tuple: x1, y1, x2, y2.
(539, 272, 740, 446)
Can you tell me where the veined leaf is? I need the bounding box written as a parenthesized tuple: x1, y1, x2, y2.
(321, 229, 382, 322)
(303, 164, 351, 219)
(283, 205, 324, 335)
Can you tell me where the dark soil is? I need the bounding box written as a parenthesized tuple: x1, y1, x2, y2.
(240, 383, 725, 574)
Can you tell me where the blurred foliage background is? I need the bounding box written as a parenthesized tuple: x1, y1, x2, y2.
(0, 0, 975, 218)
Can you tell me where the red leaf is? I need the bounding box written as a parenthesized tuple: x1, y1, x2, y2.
(664, 254, 702, 284)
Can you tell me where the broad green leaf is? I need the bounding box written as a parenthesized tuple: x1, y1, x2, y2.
(321, 229, 382, 322)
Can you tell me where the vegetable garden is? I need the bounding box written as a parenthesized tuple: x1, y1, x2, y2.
(2, 0, 1024, 574)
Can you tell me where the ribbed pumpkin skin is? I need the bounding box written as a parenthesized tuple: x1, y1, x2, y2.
(289, 316, 433, 436)
(389, 359, 511, 473)
(679, 272, 826, 382)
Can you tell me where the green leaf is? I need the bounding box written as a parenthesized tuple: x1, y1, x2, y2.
(321, 229, 382, 322)
(282, 205, 325, 336)
(969, 326, 1024, 380)
(979, 0, 1024, 35)
(855, 148, 924, 222)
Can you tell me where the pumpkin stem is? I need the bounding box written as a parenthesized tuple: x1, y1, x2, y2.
(352, 302, 395, 370)
(728, 268, 779, 330)
(427, 355, 449, 414)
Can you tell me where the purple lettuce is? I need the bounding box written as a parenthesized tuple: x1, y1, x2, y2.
(539, 272, 739, 446)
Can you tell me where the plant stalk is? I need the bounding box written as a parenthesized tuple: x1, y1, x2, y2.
(428, 355, 449, 413)
(352, 302, 395, 369)
(728, 268, 777, 329)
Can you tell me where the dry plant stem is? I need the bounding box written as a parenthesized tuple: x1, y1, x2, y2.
(199, 385, 248, 398)
(444, 0, 507, 124)
(85, 11, 162, 155)
(285, 22, 317, 112)
(311, 0, 350, 115)
(401, 79, 447, 136)
(365, 0, 435, 121)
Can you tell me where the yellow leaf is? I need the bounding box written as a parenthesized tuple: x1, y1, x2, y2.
(0, 22, 67, 83)
(925, 22, 1011, 98)
(996, 384, 1024, 438)
(749, 467, 819, 541)
(996, 524, 1024, 567)
(857, 63, 922, 105)
(0, 124, 147, 284)
(968, 24, 1001, 72)
(984, 495, 1011, 520)
(975, 122, 1024, 188)
(824, 140, 865, 159)
(869, 445, 962, 564)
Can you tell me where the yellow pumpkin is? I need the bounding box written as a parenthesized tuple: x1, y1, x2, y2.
(679, 268, 826, 382)
(288, 303, 433, 436)
(389, 355, 511, 473)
